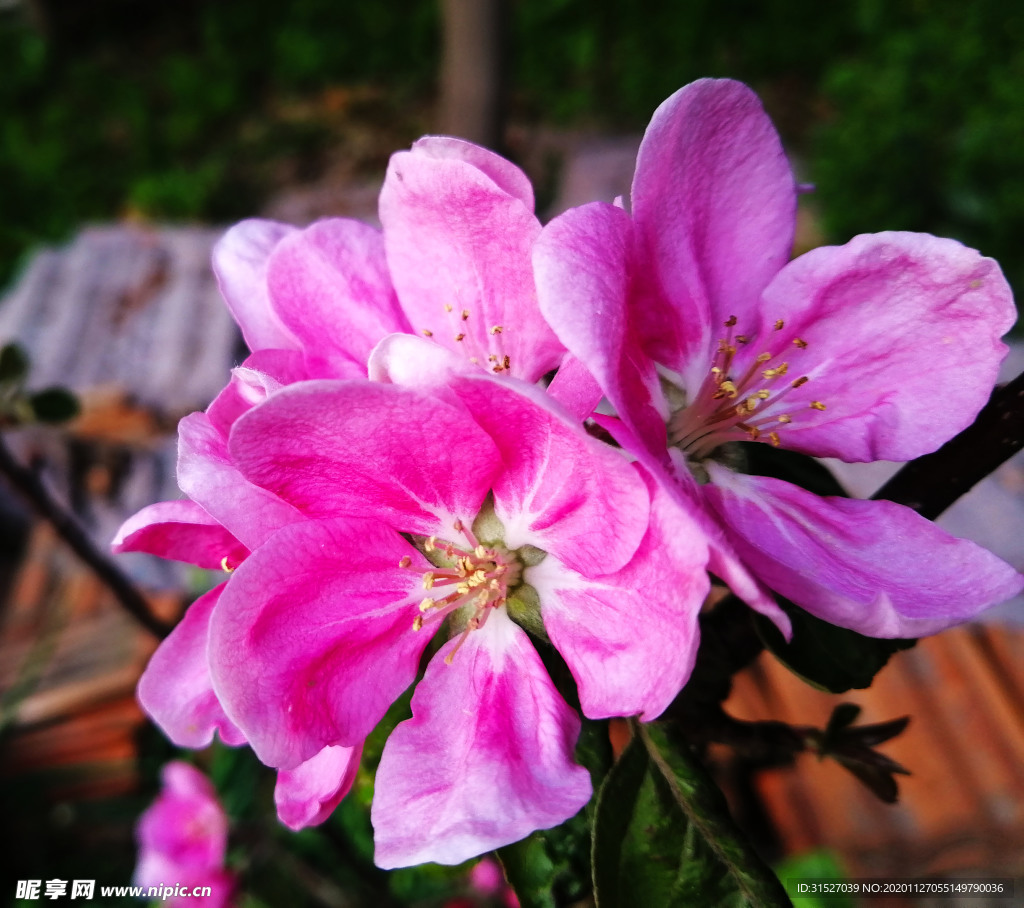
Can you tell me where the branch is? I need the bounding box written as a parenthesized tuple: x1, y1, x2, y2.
(0, 433, 173, 638)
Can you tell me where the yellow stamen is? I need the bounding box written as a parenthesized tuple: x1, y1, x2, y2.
(777, 414, 792, 424)
(444, 303, 453, 312)
(419, 598, 436, 612)
(793, 337, 808, 349)
(413, 615, 424, 631)
(421, 329, 433, 337)
(725, 315, 738, 327)
(489, 325, 504, 335)
(220, 556, 234, 573)
(791, 376, 809, 389)
(774, 319, 785, 330)
(422, 572, 435, 590)
(398, 555, 411, 569)
(461, 309, 470, 320)
(454, 333, 466, 342)
(768, 431, 781, 446)
(810, 400, 827, 411)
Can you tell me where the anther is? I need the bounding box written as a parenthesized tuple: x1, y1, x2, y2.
(453, 519, 464, 532)
(774, 319, 785, 330)
(756, 352, 772, 364)
(762, 362, 789, 379)
(810, 401, 827, 411)
(425, 536, 437, 552)
(220, 556, 235, 573)
(398, 555, 412, 569)
(745, 425, 761, 440)
(461, 309, 470, 320)
(419, 598, 436, 613)
(777, 414, 792, 424)
(423, 572, 435, 590)
(421, 329, 433, 337)
(489, 325, 504, 335)
(413, 616, 424, 631)
(455, 333, 466, 342)
(725, 315, 738, 327)
(793, 338, 808, 349)
(791, 376, 809, 389)
(444, 303, 453, 312)
(768, 431, 781, 446)
(735, 335, 749, 344)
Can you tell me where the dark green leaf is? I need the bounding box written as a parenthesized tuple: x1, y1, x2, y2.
(735, 442, 848, 498)
(755, 599, 915, 693)
(591, 724, 791, 908)
(0, 343, 29, 383)
(28, 387, 80, 423)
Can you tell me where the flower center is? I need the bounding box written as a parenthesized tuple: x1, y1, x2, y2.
(666, 315, 826, 461)
(419, 302, 512, 374)
(399, 518, 524, 663)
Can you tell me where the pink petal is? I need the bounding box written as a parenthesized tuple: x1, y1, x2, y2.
(229, 381, 499, 535)
(530, 470, 707, 720)
(371, 613, 591, 868)
(545, 353, 604, 423)
(534, 201, 669, 465)
(266, 218, 411, 378)
(367, 332, 479, 388)
(213, 219, 300, 352)
(275, 743, 362, 831)
(451, 375, 649, 574)
(208, 516, 429, 769)
(137, 586, 246, 748)
(631, 78, 796, 374)
(206, 348, 310, 436)
(177, 412, 302, 551)
(751, 231, 1015, 461)
(410, 136, 536, 209)
(380, 143, 563, 381)
(113, 500, 248, 571)
(704, 467, 1024, 637)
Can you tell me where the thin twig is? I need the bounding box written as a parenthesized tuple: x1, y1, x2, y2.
(0, 433, 172, 638)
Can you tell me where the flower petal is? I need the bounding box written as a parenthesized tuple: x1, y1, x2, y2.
(754, 231, 1015, 461)
(229, 380, 498, 534)
(266, 218, 411, 379)
(113, 500, 248, 571)
(380, 142, 562, 381)
(631, 78, 796, 376)
(208, 516, 428, 768)
(535, 201, 669, 465)
(212, 219, 300, 352)
(137, 586, 246, 748)
(371, 612, 591, 868)
(451, 375, 649, 573)
(704, 466, 1024, 637)
(177, 411, 302, 551)
(206, 349, 310, 437)
(275, 743, 362, 831)
(530, 470, 708, 720)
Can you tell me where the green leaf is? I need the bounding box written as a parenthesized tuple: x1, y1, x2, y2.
(592, 724, 791, 908)
(0, 343, 29, 383)
(754, 599, 915, 693)
(28, 387, 80, 423)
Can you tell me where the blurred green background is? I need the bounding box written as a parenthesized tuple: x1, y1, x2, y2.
(2, 0, 1023, 299)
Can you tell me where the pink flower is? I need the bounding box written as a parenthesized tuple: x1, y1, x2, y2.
(534, 78, 1024, 637)
(134, 761, 234, 908)
(114, 368, 360, 830)
(207, 374, 709, 867)
(213, 137, 563, 384)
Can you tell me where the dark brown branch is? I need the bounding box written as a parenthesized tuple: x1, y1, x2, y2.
(0, 433, 172, 638)
(874, 369, 1024, 519)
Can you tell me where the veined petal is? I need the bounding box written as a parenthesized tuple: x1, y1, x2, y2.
(367, 332, 478, 388)
(177, 412, 302, 552)
(631, 78, 796, 376)
(704, 467, 1024, 637)
(380, 143, 563, 381)
(206, 349, 310, 437)
(546, 354, 604, 423)
(534, 201, 669, 467)
(754, 231, 1015, 461)
(208, 517, 429, 769)
(451, 375, 649, 573)
(266, 218, 411, 379)
(229, 381, 499, 534)
(371, 612, 591, 868)
(137, 586, 246, 749)
(212, 219, 300, 352)
(530, 471, 708, 720)
(112, 500, 247, 571)
(408, 136, 535, 209)
(275, 743, 362, 831)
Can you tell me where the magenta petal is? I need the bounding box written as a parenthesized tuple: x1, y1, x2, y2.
(208, 517, 428, 769)
(206, 349, 310, 436)
(138, 586, 246, 749)
(229, 381, 498, 534)
(705, 467, 1024, 637)
(275, 743, 362, 830)
(532, 471, 708, 720)
(754, 231, 1016, 461)
(367, 332, 478, 388)
(452, 376, 649, 573)
(546, 354, 604, 423)
(177, 412, 301, 551)
(266, 218, 411, 379)
(371, 614, 591, 868)
(535, 201, 669, 464)
(113, 500, 248, 571)
(409, 136, 536, 209)
(380, 143, 563, 381)
(631, 78, 796, 370)
(213, 219, 300, 352)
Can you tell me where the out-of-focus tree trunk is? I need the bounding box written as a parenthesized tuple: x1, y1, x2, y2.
(438, 0, 506, 152)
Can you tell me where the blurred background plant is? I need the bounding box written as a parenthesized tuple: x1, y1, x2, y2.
(1, 0, 1023, 303)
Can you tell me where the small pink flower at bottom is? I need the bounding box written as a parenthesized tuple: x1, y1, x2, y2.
(135, 762, 234, 908)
